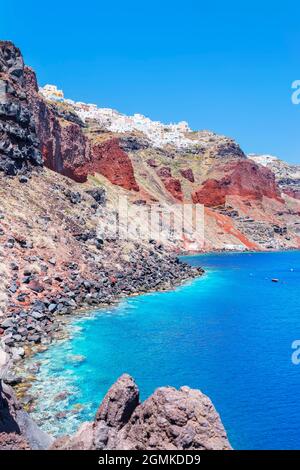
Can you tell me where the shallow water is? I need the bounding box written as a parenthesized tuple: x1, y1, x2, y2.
(27, 251, 300, 449)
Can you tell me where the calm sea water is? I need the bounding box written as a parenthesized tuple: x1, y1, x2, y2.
(27, 251, 300, 449)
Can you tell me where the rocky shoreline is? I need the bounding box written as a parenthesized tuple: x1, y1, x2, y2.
(0, 260, 204, 449)
(0, 252, 203, 366)
(10, 261, 203, 385)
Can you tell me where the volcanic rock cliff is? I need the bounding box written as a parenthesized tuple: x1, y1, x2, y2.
(0, 42, 202, 357)
(0, 41, 42, 175)
(24, 71, 140, 189)
(0, 40, 299, 346)
(192, 160, 282, 206)
(24, 67, 90, 182)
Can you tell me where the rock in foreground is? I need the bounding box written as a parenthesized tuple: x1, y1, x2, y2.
(52, 374, 231, 450)
(0, 372, 53, 450)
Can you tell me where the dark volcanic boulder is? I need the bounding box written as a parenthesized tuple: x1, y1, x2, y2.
(180, 168, 195, 182)
(86, 187, 107, 205)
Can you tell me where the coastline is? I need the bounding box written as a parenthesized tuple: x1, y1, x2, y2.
(8, 249, 300, 446)
(17, 267, 210, 434)
(6, 257, 204, 394)
(8, 246, 300, 373)
(5, 247, 300, 419)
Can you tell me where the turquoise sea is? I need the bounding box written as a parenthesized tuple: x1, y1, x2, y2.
(27, 251, 300, 449)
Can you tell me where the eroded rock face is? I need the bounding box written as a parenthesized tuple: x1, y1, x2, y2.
(249, 154, 300, 200)
(24, 67, 90, 182)
(52, 374, 231, 451)
(23, 67, 140, 188)
(206, 138, 246, 160)
(0, 41, 42, 176)
(163, 177, 183, 201)
(87, 139, 139, 191)
(156, 167, 183, 201)
(180, 168, 194, 183)
(95, 374, 139, 428)
(192, 160, 281, 207)
(283, 187, 300, 200)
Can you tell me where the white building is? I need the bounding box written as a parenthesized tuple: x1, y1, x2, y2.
(39, 84, 217, 149)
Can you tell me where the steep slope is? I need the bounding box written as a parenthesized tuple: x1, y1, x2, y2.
(24, 67, 90, 182)
(35, 82, 300, 251)
(192, 160, 282, 206)
(1, 40, 299, 261)
(0, 169, 201, 351)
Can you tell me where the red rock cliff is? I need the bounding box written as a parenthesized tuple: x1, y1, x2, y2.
(24, 69, 139, 189)
(192, 160, 282, 206)
(24, 67, 91, 182)
(86, 138, 139, 191)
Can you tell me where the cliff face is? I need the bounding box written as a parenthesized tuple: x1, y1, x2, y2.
(24, 69, 141, 190)
(26, 76, 300, 250)
(0, 42, 204, 360)
(52, 374, 231, 451)
(0, 40, 299, 452)
(86, 138, 139, 191)
(24, 67, 91, 182)
(0, 42, 42, 176)
(192, 160, 282, 207)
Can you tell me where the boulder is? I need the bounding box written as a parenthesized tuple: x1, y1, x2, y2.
(52, 375, 231, 451)
(114, 386, 231, 450)
(180, 168, 195, 182)
(0, 374, 53, 450)
(95, 374, 139, 429)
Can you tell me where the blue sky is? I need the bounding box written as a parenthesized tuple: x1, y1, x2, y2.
(2, 0, 300, 163)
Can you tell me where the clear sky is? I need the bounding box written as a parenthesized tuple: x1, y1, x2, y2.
(2, 0, 300, 163)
